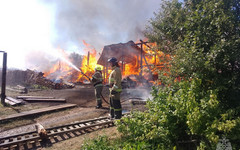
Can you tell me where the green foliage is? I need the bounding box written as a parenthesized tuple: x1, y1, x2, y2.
(148, 0, 240, 108)
(32, 84, 49, 89)
(116, 111, 172, 149)
(116, 0, 240, 149)
(145, 0, 187, 53)
(117, 79, 240, 149)
(174, 0, 240, 108)
(82, 135, 116, 150)
(81, 0, 240, 149)
(81, 134, 158, 150)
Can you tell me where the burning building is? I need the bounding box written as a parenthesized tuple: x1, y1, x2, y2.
(41, 40, 169, 87)
(97, 40, 169, 84)
(97, 41, 142, 80)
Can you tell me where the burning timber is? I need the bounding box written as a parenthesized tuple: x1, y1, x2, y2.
(37, 40, 168, 86)
(0, 69, 75, 90)
(97, 40, 169, 83)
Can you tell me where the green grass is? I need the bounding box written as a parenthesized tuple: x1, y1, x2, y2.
(0, 103, 45, 117)
(81, 134, 159, 150)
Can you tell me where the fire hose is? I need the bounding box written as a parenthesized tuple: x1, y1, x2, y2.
(79, 68, 92, 81)
(79, 68, 110, 105)
(100, 93, 109, 105)
(78, 69, 131, 105)
(78, 69, 134, 105)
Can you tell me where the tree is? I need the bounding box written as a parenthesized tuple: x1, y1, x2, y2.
(148, 0, 240, 107)
(117, 0, 240, 149)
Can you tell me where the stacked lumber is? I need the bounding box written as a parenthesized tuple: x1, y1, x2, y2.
(5, 97, 24, 106)
(6, 85, 28, 94)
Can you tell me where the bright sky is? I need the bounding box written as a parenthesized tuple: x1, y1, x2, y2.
(0, 0, 163, 70)
(0, 0, 56, 69)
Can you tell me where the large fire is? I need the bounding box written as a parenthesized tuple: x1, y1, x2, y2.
(43, 40, 170, 84)
(122, 41, 170, 80)
(76, 40, 98, 82)
(43, 41, 98, 83)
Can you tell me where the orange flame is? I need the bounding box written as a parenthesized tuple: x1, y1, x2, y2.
(43, 49, 73, 78)
(76, 40, 98, 81)
(122, 40, 170, 79)
(43, 39, 171, 85)
(43, 41, 98, 83)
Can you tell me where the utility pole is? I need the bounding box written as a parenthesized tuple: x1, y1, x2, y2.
(1, 52, 7, 106)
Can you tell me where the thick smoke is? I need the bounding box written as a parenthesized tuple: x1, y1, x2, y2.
(0, 0, 162, 70)
(43, 0, 162, 51)
(125, 88, 153, 101)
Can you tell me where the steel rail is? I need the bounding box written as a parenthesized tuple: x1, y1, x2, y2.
(0, 113, 129, 149)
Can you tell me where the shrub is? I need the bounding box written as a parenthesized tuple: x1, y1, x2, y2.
(117, 0, 240, 148)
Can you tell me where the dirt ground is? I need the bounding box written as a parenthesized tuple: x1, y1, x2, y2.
(0, 84, 149, 144)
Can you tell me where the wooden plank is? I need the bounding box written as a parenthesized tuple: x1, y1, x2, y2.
(24, 98, 66, 103)
(6, 87, 23, 93)
(16, 96, 55, 100)
(0, 104, 77, 122)
(5, 99, 17, 106)
(6, 97, 23, 104)
(16, 85, 26, 90)
(130, 99, 147, 105)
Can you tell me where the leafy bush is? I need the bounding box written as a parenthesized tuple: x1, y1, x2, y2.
(83, 0, 240, 149)
(117, 79, 240, 149)
(117, 0, 240, 148)
(82, 135, 116, 150)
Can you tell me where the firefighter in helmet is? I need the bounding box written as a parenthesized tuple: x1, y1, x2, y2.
(92, 65, 103, 109)
(108, 57, 122, 119)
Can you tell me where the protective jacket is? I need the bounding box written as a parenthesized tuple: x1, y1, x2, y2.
(109, 66, 122, 119)
(92, 71, 103, 108)
(92, 71, 103, 87)
(109, 66, 122, 92)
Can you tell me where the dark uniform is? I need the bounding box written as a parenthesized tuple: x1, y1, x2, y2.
(92, 69, 103, 108)
(109, 66, 122, 119)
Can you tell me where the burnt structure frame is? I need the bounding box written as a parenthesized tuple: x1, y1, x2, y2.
(135, 39, 154, 79)
(98, 40, 156, 83)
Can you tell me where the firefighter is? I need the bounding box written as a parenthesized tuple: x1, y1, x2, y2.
(108, 57, 122, 119)
(91, 66, 103, 109)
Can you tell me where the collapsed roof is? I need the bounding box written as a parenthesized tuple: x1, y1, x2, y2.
(97, 41, 143, 66)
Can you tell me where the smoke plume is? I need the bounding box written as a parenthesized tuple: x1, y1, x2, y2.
(44, 0, 162, 51)
(0, 0, 162, 70)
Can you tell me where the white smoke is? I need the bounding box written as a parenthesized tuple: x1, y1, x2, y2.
(45, 0, 162, 50)
(125, 88, 152, 101)
(0, 0, 162, 70)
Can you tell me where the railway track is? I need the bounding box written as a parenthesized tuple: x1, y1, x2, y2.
(0, 114, 129, 150)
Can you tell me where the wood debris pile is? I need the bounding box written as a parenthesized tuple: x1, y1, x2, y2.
(121, 75, 152, 89)
(0, 69, 75, 89)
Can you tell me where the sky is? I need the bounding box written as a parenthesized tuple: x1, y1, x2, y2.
(0, 0, 163, 70)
